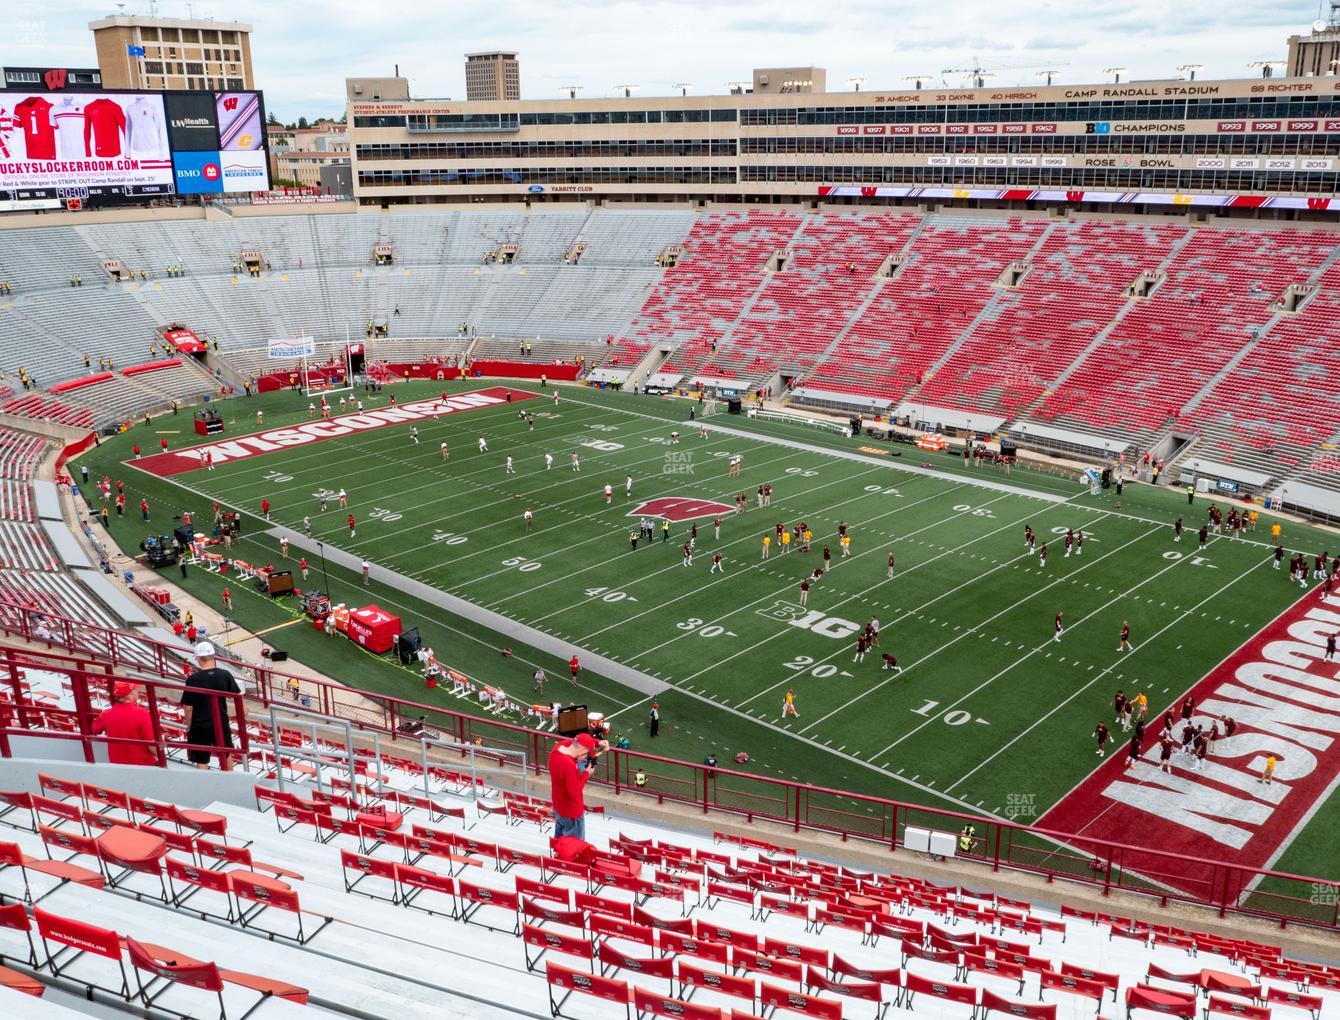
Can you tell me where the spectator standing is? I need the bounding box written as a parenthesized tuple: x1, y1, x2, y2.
(649, 702, 660, 737)
(180, 642, 243, 771)
(91, 682, 157, 766)
(548, 733, 607, 839)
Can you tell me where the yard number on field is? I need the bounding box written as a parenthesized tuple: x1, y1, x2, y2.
(1162, 550, 1216, 568)
(677, 618, 737, 639)
(584, 587, 638, 603)
(432, 530, 468, 545)
(262, 469, 294, 484)
(913, 699, 991, 727)
(953, 503, 995, 518)
(502, 555, 542, 573)
(783, 654, 853, 679)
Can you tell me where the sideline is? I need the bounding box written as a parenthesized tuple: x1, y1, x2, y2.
(563, 393, 1071, 503)
(277, 529, 671, 698)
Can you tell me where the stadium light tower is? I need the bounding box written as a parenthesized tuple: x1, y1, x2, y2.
(1176, 63, 1204, 81)
(847, 76, 867, 92)
(560, 85, 582, 99)
(1249, 60, 1285, 78)
(1104, 66, 1128, 83)
(903, 74, 934, 90)
(673, 82, 693, 96)
(614, 83, 639, 98)
(1034, 69, 1060, 85)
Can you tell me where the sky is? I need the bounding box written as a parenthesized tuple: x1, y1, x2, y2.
(21, 0, 1329, 122)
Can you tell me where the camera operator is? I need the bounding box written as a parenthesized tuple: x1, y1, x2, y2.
(548, 732, 609, 839)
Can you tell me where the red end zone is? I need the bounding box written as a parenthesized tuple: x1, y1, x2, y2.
(1039, 588, 1340, 895)
(131, 387, 536, 477)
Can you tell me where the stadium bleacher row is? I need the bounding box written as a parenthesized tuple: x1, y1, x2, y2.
(3, 207, 1340, 496)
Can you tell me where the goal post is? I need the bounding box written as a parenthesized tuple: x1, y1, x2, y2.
(302, 344, 354, 399)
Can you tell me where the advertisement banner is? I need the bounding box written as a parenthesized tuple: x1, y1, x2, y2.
(163, 92, 219, 151)
(172, 150, 223, 194)
(0, 91, 174, 194)
(221, 149, 269, 193)
(215, 92, 263, 151)
(268, 336, 316, 359)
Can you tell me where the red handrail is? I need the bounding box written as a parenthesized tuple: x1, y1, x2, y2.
(0, 600, 1336, 934)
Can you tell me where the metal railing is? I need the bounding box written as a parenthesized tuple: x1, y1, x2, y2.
(0, 609, 1337, 933)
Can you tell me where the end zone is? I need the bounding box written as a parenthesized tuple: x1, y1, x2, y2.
(1039, 588, 1340, 892)
(130, 386, 536, 477)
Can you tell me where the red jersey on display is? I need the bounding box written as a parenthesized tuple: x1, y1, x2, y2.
(14, 96, 55, 160)
(83, 98, 126, 157)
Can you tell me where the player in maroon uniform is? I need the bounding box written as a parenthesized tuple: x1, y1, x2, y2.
(1075, 529, 1085, 557)
(1118, 620, 1131, 652)
(1174, 517, 1183, 543)
(682, 542, 693, 567)
(1093, 722, 1110, 756)
(1064, 529, 1074, 558)
(886, 552, 895, 579)
(852, 633, 868, 663)
(1038, 542, 1048, 567)
(1024, 525, 1035, 552)
(1198, 525, 1208, 550)
(1053, 610, 1064, 642)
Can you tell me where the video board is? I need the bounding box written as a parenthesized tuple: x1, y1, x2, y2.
(0, 87, 271, 202)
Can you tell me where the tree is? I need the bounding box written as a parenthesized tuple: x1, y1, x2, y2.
(266, 112, 280, 126)
(297, 116, 310, 129)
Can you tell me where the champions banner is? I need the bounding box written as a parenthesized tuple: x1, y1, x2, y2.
(267, 336, 316, 359)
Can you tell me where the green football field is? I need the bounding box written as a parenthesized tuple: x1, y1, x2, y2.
(81, 380, 1340, 889)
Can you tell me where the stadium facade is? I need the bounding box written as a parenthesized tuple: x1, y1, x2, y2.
(348, 73, 1340, 213)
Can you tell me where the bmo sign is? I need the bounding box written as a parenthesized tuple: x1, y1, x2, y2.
(172, 150, 224, 194)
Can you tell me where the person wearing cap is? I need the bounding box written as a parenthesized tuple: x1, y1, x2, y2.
(548, 731, 608, 840)
(91, 682, 157, 766)
(649, 702, 659, 738)
(180, 641, 243, 770)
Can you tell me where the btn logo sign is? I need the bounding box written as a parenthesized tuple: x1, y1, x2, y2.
(627, 497, 732, 522)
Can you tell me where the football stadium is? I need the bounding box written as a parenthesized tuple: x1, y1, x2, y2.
(0, 5, 1338, 1018)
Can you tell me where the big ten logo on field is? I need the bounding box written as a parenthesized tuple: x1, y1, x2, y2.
(1004, 793, 1038, 820)
(757, 601, 861, 639)
(663, 451, 694, 476)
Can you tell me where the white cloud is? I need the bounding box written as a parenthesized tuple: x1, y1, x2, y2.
(34, 0, 1316, 120)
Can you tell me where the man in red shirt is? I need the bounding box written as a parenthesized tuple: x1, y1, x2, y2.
(568, 654, 580, 685)
(548, 733, 608, 839)
(91, 682, 157, 766)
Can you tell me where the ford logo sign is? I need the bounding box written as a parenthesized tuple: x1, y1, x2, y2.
(527, 185, 545, 193)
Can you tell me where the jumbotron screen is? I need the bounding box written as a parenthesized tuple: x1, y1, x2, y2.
(0, 87, 270, 201)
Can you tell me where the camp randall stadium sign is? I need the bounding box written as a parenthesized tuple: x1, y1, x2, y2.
(1041, 590, 1340, 896)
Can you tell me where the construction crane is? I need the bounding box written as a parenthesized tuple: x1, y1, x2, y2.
(941, 58, 1070, 88)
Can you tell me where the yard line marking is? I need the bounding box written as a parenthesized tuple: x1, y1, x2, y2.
(524, 465, 932, 628)
(1019, 555, 1276, 838)
(560, 391, 1073, 502)
(581, 482, 985, 646)
(871, 530, 1206, 767)
(797, 520, 1162, 733)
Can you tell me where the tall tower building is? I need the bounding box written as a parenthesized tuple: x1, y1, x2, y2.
(89, 14, 254, 92)
(465, 51, 520, 101)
